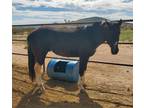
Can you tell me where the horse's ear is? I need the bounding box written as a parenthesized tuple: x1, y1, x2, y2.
(119, 19, 122, 25)
(101, 20, 109, 28)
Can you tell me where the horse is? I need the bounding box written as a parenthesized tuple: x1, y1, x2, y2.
(27, 19, 122, 93)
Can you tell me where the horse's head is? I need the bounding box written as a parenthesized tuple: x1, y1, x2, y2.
(101, 19, 122, 55)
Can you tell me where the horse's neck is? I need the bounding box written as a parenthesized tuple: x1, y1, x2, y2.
(77, 26, 105, 48)
(93, 37, 105, 48)
(90, 29, 105, 48)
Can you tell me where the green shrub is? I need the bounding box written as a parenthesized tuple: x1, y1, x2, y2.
(120, 28, 133, 42)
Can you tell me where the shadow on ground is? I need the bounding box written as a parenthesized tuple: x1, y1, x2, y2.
(16, 86, 102, 108)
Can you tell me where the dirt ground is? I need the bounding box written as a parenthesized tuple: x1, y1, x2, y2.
(12, 41, 133, 108)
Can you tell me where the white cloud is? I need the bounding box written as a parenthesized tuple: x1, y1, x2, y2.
(13, 0, 133, 10)
(12, 0, 133, 24)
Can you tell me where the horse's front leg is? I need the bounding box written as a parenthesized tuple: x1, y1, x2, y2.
(33, 62, 45, 94)
(78, 56, 89, 92)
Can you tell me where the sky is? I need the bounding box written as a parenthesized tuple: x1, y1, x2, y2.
(12, 0, 133, 25)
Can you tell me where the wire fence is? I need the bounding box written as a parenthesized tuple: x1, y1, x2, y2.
(12, 52, 133, 67)
(12, 38, 133, 67)
(12, 39, 133, 45)
(12, 19, 133, 27)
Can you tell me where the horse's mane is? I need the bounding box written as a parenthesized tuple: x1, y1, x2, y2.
(77, 22, 103, 32)
(33, 21, 110, 33)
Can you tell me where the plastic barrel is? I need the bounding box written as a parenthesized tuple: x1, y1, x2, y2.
(47, 59, 79, 82)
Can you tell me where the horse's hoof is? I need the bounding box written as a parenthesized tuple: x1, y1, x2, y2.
(32, 86, 41, 95)
(80, 89, 85, 94)
(36, 88, 43, 95)
(32, 84, 45, 95)
(40, 86, 45, 93)
(34, 87, 45, 95)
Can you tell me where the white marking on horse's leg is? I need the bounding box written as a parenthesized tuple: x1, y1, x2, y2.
(34, 62, 41, 85)
(34, 62, 45, 91)
(78, 76, 85, 92)
(81, 75, 85, 86)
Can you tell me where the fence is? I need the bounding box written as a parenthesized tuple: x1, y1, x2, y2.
(12, 19, 133, 27)
(12, 39, 133, 44)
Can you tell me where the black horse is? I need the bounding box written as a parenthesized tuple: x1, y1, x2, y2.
(27, 20, 122, 92)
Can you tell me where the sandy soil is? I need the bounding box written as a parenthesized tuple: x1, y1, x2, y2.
(12, 42, 133, 108)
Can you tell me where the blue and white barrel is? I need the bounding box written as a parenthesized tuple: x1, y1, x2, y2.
(47, 59, 79, 82)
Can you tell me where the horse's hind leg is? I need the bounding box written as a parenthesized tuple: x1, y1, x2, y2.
(32, 62, 45, 94)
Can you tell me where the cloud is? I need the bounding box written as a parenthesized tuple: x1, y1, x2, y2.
(13, 0, 132, 11)
(12, 0, 133, 24)
(121, 0, 133, 3)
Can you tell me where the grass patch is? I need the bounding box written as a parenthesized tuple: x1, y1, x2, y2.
(12, 28, 34, 35)
(120, 28, 133, 42)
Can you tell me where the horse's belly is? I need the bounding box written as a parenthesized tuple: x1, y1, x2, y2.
(53, 50, 79, 57)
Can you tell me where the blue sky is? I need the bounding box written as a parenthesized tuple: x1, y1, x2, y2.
(12, 0, 133, 25)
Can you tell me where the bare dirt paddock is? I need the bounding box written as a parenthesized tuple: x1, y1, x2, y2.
(13, 42, 133, 108)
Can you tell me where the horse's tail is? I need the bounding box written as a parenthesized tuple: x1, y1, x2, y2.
(27, 39, 35, 82)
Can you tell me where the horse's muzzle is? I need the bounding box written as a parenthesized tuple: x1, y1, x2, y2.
(111, 46, 119, 55)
